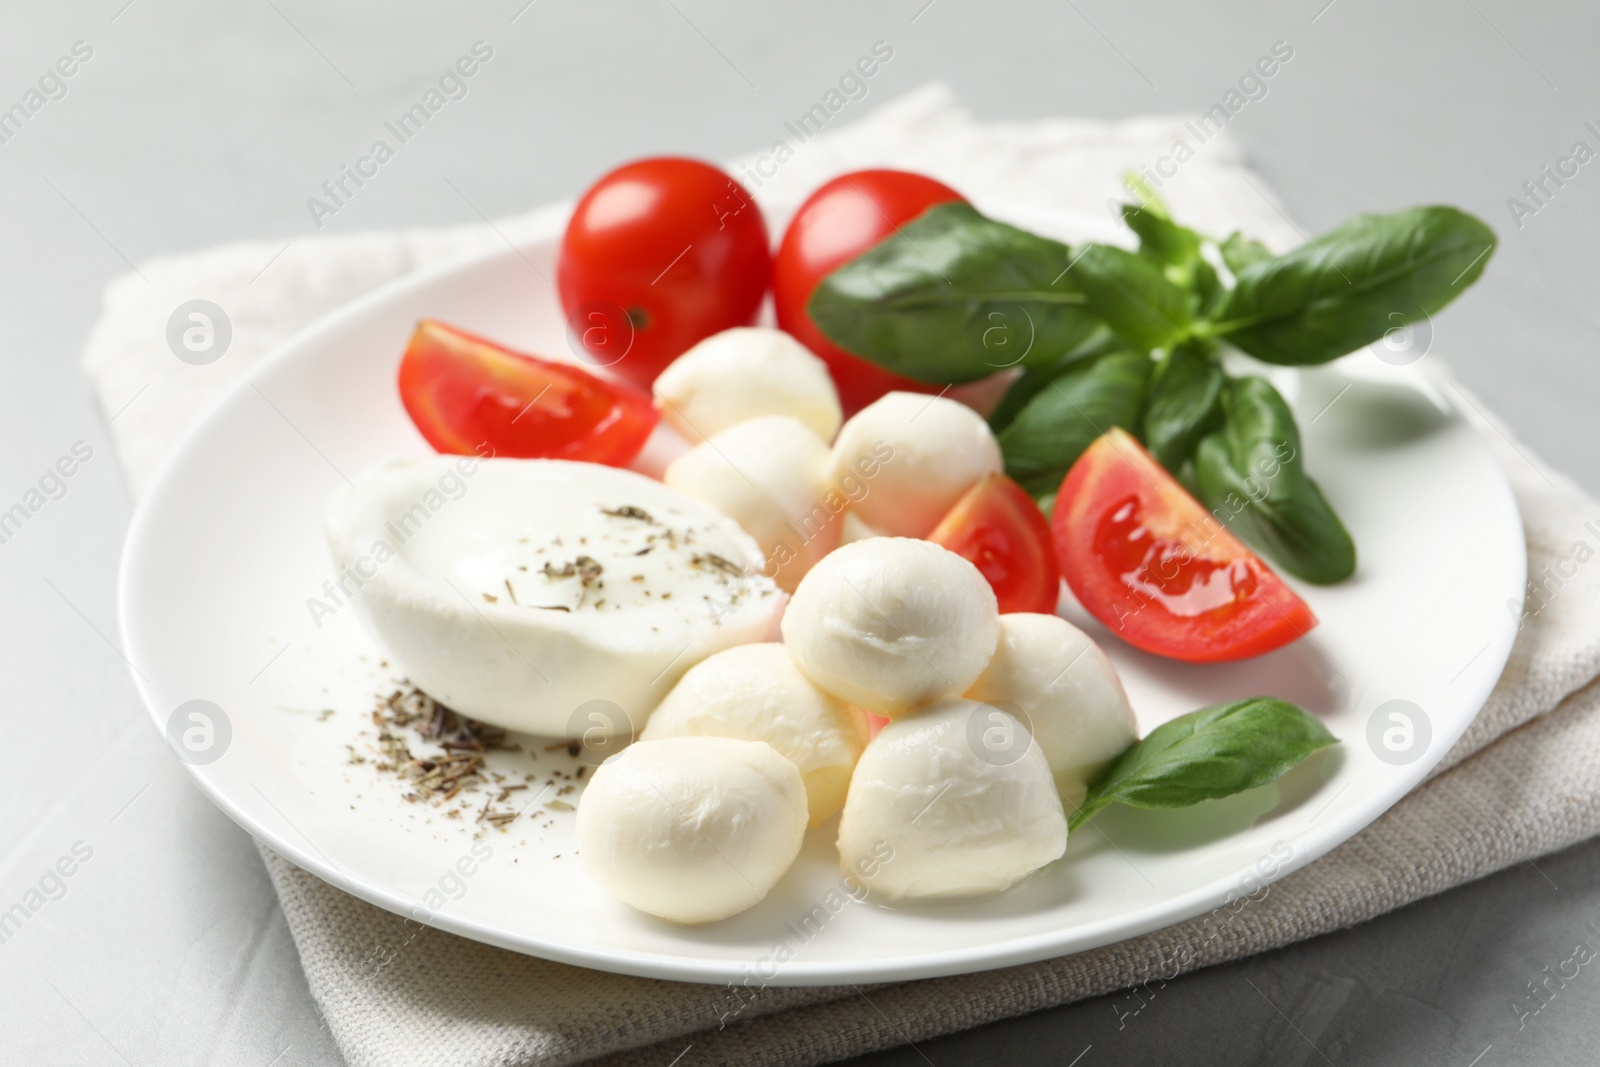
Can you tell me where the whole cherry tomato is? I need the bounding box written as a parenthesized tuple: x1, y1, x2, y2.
(559, 157, 771, 391)
(1053, 428, 1316, 663)
(398, 319, 658, 466)
(774, 169, 966, 415)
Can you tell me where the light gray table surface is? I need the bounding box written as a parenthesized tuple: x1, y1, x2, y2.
(1, 1, 1595, 1064)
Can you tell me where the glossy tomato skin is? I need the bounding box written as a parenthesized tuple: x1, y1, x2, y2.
(774, 169, 965, 415)
(1053, 428, 1316, 663)
(398, 319, 657, 466)
(559, 157, 771, 391)
(929, 474, 1061, 615)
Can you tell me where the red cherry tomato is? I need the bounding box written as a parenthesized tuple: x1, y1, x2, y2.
(774, 169, 965, 415)
(558, 157, 771, 391)
(1053, 428, 1316, 663)
(398, 319, 657, 466)
(928, 474, 1061, 615)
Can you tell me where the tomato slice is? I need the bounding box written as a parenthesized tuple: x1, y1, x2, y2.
(1053, 428, 1316, 662)
(398, 319, 658, 465)
(928, 474, 1061, 615)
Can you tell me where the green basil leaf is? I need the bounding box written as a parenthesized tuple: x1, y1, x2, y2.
(808, 202, 1102, 384)
(1069, 243, 1193, 350)
(1206, 206, 1497, 365)
(1121, 172, 1171, 218)
(1219, 231, 1273, 275)
(1190, 255, 1225, 318)
(986, 327, 1125, 434)
(1121, 203, 1202, 266)
(1194, 376, 1357, 584)
(997, 349, 1152, 496)
(1120, 203, 1222, 315)
(1070, 697, 1337, 830)
(1141, 339, 1225, 470)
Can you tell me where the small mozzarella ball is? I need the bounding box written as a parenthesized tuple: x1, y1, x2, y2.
(965, 613, 1140, 811)
(641, 643, 869, 825)
(653, 327, 842, 443)
(837, 699, 1066, 900)
(665, 416, 843, 592)
(827, 392, 1003, 537)
(782, 537, 999, 716)
(576, 736, 807, 924)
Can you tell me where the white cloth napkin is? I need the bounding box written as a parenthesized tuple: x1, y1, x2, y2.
(86, 84, 1600, 1067)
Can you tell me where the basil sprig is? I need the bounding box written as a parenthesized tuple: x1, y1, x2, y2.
(1195, 377, 1357, 584)
(807, 192, 1496, 586)
(1069, 697, 1337, 832)
(807, 202, 1102, 384)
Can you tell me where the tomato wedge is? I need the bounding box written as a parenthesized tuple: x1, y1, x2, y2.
(1053, 428, 1316, 662)
(398, 319, 658, 465)
(928, 474, 1061, 615)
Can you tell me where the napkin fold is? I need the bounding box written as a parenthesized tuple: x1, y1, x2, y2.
(87, 84, 1600, 1067)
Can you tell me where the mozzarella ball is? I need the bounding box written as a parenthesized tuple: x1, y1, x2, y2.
(827, 392, 1003, 537)
(641, 643, 869, 825)
(653, 327, 842, 443)
(782, 537, 999, 716)
(837, 699, 1066, 900)
(665, 416, 844, 592)
(965, 613, 1140, 811)
(576, 736, 807, 924)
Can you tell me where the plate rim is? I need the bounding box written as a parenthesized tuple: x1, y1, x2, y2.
(118, 205, 1527, 986)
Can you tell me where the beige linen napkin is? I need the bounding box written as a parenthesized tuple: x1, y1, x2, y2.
(88, 85, 1600, 1067)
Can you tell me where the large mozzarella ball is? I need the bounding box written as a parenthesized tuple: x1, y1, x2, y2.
(827, 392, 1003, 537)
(782, 537, 999, 716)
(664, 415, 844, 592)
(837, 699, 1067, 900)
(965, 613, 1139, 811)
(653, 327, 842, 443)
(641, 643, 869, 825)
(576, 736, 807, 924)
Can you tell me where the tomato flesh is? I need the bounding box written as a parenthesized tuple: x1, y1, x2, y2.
(1053, 428, 1316, 662)
(774, 169, 965, 415)
(398, 319, 657, 466)
(559, 157, 771, 390)
(928, 474, 1061, 615)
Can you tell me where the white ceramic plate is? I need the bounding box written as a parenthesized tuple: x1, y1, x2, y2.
(120, 202, 1525, 986)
